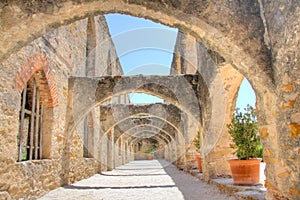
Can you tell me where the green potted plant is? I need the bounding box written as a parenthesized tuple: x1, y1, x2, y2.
(146, 148, 154, 160)
(193, 131, 202, 172)
(227, 105, 263, 185)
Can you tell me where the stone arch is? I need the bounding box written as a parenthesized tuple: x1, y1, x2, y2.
(126, 126, 181, 162)
(2, 3, 276, 139)
(2, 2, 277, 176)
(115, 127, 173, 148)
(125, 130, 171, 145)
(116, 124, 179, 145)
(113, 122, 185, 160)
(103, 115, 187, 164)
(1, 1, 273, 92)
(130, 135, 170, 159)
(1, 0, 277, 163)
(67, 75, 201, 143)
(101, 113, 183, 141)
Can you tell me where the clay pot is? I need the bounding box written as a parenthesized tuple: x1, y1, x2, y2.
(228, 158, 262, 185)
(147, 154, 153, 160)
(195, 154, 202, 172)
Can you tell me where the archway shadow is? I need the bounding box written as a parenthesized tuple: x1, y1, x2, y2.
(157, 159, 235, 200)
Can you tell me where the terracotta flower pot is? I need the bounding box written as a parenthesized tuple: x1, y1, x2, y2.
(228, 158, 262, 185)
(147, 154, 153, 160)
(195, 154, 202, 172)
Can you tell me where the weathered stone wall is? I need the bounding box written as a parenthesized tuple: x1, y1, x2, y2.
(259, 1, 300, 199)
(0, 159, 62, 199)
(0, 35, 75, 199)
(0, 15, 123, 199)
(63, 14, 128, 184)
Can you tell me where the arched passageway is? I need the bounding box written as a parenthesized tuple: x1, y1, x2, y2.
(0, 1, 299, 199)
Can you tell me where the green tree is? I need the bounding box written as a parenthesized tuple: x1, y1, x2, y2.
(227, 105, 262, 160)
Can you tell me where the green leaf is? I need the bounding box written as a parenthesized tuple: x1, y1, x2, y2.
(226, 105, 262, 160)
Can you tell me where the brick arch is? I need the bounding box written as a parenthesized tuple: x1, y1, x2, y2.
(14, 53, 58, 108)
(101, 115, 186, 162)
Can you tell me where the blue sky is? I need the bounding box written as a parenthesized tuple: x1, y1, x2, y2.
(236, 79, 256, 109)
(105, 14, 256, 108)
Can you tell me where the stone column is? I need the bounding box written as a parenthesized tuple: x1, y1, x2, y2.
(121, 138, 126, 165)
(202, 65, 244, 181)
(93, 107, 101, 169)
(260, 2, 300, 199)
(128, 145, 133, 162)
(86, 16, 96, 76)
(107, 128, 114, 170)
(172, 141, 178, 164)
(99, 125, 108, 171)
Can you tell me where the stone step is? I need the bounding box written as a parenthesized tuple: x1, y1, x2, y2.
(188, 170, 266, 200)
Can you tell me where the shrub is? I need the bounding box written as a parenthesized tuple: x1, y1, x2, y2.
(227, 105, 262, 160)
(193, 131, 201, 153)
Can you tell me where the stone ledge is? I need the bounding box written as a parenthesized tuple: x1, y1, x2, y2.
(188, 169, 266, 200)
(210, 178, 266, 200)
(177, 165, 185, 171)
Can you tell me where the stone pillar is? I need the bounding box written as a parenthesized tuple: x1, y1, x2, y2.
(129, 145, 134, 162)
(86, 16, 96, 76)
(202, 65, 244, 181)
(261, 2, 300, 199)
(123, 140, 127, 164)
(170, 31, 198, 74)
(164, 145, 169, 161)
(120, 136, 125, 165)
(99, 124, 108, 171)
(87, 112, 95, 157)
(176, 133, 186, 165)
(107, 128, 114, 170)
(93, 107, 101, 168)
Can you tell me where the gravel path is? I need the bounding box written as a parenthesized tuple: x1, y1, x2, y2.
(39, 160, 235, 200)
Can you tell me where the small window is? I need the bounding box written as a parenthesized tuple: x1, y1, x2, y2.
(17, 76, 44, 161)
